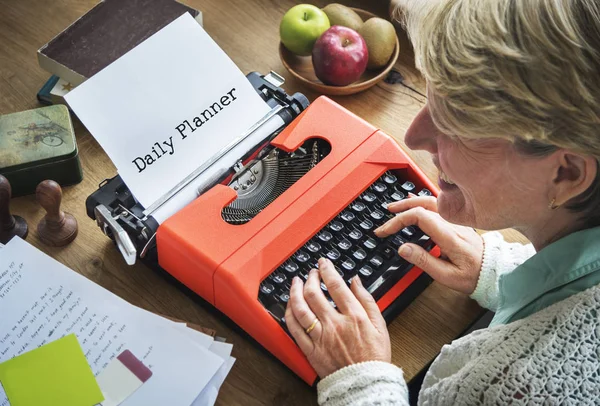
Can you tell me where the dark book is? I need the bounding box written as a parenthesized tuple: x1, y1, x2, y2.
(36, 75, 59, 105)
(37, 0, 203, 86)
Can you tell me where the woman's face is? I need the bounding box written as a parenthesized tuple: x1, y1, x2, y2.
(404, 104, 554, 230)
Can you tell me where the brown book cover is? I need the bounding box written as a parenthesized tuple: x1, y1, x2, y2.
(37, 0, 203, 86)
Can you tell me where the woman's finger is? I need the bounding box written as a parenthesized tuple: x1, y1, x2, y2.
(397, 242, 460, 287)
(288, 277, 322, 336)
(285, 304, 315, 354)
(374, 207, 455, 248)
(304, 268, 338, 321)
(350, 276, 385, 330)
(317, 258, 364, 316)
(386, 195, 438, 213)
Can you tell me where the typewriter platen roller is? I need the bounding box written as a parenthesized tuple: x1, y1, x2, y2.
(87, 73, 440, 385)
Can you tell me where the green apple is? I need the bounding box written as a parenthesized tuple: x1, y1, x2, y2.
(280, 4, 330, 56)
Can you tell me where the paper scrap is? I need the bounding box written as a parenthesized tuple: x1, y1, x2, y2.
(0, 334, 104, 406)
(97, 350, 152, 406)
(65, 12, 272, 209)
(192, 357, 236, 406)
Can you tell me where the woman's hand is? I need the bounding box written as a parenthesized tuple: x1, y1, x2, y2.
(375, 195, 484, 295)
(285, 258, 391, 378)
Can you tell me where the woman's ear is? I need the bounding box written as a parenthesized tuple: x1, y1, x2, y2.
(552, 151, 598, 206)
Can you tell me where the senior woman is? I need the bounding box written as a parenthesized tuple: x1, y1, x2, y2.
(285, 0, 600, 404)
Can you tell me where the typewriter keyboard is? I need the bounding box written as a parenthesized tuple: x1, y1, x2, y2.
(258, 171, 433, 326)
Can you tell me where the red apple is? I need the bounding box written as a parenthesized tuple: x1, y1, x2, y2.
(312, 26, 368, 86)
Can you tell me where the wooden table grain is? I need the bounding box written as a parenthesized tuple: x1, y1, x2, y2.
(0, 0, 527, 404)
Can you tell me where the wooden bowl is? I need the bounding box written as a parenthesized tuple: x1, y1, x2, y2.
(279, 8, 400, 96)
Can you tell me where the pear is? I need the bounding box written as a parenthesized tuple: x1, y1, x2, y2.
(358, 17, 397, 70)
(321, 4, 363, 31)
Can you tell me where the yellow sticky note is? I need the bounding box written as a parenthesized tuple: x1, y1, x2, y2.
(0, 334, 104, 406)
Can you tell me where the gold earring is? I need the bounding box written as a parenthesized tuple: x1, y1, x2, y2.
(548, 198, 559, 210)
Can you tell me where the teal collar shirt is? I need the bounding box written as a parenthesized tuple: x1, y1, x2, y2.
(490, 226, 600, 327)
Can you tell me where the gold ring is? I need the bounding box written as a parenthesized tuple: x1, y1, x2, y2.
(305, 318, 319, 335)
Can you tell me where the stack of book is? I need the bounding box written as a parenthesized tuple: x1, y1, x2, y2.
(36, 0, 203, 108)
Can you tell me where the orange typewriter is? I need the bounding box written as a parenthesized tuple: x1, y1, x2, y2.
(87, 72, 440, 385)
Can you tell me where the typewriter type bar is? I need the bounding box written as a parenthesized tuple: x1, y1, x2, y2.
(86, 71, 309, 265)
(157, 96, 441, 385)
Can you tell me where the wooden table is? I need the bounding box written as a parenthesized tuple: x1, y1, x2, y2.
(0, 0, 526, 404)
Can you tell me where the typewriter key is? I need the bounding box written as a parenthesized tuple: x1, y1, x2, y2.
(283, 261, 299, 273)
(370, 255, 384, 268)
(340, 211, 355, 221)
(370, 210, 385, 220)
(260, 283, 275, 295)
(318, 230, 333, 242)
(271, 273, 287, 284)
(383, 172, 398, 184)
(391, 192, 405, 201)
(351, 201, 367, 212)
(400, 181, 416, 193)
(363, 237, 378, 250)
(341, 258, 356, 271)
(353, 248, 367, 260)
(418, 188, 432, 197)
(326, 248, 341, 260)
(373, 183, 387, 193)
(359, 218, 374, 230)
(329, 221, 344, 232)
(348, 228, 363, 240)
(380, 200, 394, 210)
(362, 192, 377, 202)
(358, 265, 374, 277)
(337, 238, 352, 250)
(295, 251, 310, 262)
(381, 245, 397, 260)
(306, 241, 321, 253)
(401, 226, 417, 239)
(391, 235, 406, 247)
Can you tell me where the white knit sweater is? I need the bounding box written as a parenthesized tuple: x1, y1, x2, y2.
(317, 232, 600, 405)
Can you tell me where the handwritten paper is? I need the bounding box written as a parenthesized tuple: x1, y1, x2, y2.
(65, 12, 272, 209)
(0, 334, 104, 406)
(0, 237, 224, 406)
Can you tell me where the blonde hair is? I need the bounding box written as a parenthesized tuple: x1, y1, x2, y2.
(395, 0, 600, 158)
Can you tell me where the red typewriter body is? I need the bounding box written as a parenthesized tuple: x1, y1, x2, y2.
(157, 97, 439, 385)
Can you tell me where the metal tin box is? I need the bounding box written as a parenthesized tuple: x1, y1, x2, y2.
(0, 105, 82, 196)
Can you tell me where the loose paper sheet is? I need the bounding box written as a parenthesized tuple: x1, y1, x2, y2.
(0, 238, 224, 406)
(0, 334, 104, 406)
(65, 12, 272, 209)
(171, 322, 236, 406)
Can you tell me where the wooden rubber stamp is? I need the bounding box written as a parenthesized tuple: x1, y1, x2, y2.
(0, 175, 28, 244)
(36, 180, 78, 246)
